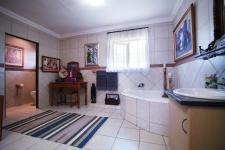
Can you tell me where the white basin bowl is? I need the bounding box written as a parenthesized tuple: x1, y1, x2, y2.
(173, 88, 225, 100)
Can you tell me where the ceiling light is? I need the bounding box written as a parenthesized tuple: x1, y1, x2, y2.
(87, 0, 104, 6)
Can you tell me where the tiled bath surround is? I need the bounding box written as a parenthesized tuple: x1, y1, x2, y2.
(120, 93, 169, 136)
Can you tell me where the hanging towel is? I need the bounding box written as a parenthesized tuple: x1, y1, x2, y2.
(96, 71, 107, 90)
(106, 72, 118, 91)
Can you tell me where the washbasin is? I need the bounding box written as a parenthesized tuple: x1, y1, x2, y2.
(173, 88, 225, 100)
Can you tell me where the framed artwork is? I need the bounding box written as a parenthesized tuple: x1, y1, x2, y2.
(5, 44, 24, 67)
(173, 4, 196, 61)
(42, 56, 60, 72)
(84, 43, 99, 66)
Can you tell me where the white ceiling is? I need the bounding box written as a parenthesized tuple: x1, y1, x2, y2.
(0, 0, 181, 38)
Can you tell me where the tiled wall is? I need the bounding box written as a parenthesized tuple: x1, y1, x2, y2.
(60, 22, 175, 104)
(6, 71, 36, 107)
(60, 22, 174, 66)
(173, 0, 225, 89)
(0, 12, 60, 108)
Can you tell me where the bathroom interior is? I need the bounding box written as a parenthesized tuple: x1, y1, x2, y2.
(5, 34, 37, 118)
(0, 0, 224, 150)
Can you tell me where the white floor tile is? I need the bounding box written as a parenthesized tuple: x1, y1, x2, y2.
(104, 118, 123, 127)
(101, 108, 116, 114)
(26, 139, 59, 150)
(140, 130, 165, 145)
(112, 138, 139, 150)
(54, 144, 80, 150)
(139, 142, 167, 150)
(96, 125, 121, 137)
(121, 120, 139, 129)
(0, 131, 26, 148)
(110, 113, 123, 119)
(117, 128, 139, 141)
(84, 134, 115, 150)
(97, 112, 112, 117)
(2, 136, 40, 150)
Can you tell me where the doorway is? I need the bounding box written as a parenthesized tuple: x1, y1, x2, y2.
(4, 33, 39, 122)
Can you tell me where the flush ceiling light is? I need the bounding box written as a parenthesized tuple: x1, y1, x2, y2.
(87, 0, 104, 6)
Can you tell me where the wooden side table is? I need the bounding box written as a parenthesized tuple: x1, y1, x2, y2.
(49, 82, 87, 108)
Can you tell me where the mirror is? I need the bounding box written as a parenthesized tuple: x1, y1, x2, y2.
(67, 61, 79, 79)
(213, 0, 225, 40)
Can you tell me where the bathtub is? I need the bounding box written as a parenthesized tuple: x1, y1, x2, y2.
(120, 89, 169, 136)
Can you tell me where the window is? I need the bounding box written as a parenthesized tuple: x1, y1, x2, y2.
(107, 28, 150, 72)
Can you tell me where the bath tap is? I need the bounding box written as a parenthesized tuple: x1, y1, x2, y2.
(138, 83, 144, 88)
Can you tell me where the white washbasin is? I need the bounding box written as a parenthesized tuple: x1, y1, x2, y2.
(173, 88, 225, 100)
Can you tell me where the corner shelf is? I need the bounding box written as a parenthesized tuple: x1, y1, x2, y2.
(195, 46, 225, 60)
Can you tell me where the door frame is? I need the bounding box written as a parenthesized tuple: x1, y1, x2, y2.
(4, 33, 39, 109)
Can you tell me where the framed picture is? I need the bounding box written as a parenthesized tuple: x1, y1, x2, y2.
(5, 44, 24, 67)
(84, 43, 99, 66)
(173, 4, 196, 61)
(42, 56, 60, 72)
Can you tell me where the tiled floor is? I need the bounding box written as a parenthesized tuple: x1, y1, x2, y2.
(1, 103, 169, 150)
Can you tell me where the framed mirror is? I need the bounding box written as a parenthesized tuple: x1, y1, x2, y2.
(213, 0, 225, 40)
(67, 61, 79, 79)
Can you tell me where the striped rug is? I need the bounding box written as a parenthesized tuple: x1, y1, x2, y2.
(4, 110, 108, 148)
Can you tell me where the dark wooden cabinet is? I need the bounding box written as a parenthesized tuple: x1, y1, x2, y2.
(0, 96, 3, 141)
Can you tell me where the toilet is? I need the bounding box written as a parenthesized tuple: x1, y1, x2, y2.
(30, 91, 36, 105)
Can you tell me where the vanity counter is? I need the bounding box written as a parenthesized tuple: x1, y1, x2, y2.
(165, 90, 225, 107)
(166, 90, 225, 150)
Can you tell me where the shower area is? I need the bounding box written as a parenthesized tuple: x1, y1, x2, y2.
(5, 34, 37, 117)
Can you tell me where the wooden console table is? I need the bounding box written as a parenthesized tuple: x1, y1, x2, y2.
(49, 82, 87, 108)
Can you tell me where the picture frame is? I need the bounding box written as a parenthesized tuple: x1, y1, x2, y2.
(42, 56, 60, 72)
(5, 44, 24, 67)
(84, 43, 99, 66)
(173, 4, 196, 61)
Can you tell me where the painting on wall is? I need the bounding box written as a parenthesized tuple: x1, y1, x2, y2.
(5, 44, 24, 67)
(84, 43, 99, 66)
(42, 56, 60, 72)
(173, 4, 196, 61)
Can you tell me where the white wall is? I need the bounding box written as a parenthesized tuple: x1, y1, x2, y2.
(60, 22, 175, 104)
(0, 12, 60, 108)
(60, 22, 174, 66)
(173, 0, 225, 89)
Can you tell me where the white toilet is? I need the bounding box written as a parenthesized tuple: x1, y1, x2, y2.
(30, 91, 36, 105)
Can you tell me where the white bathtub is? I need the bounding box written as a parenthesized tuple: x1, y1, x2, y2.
(120, 89, 169, 136)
